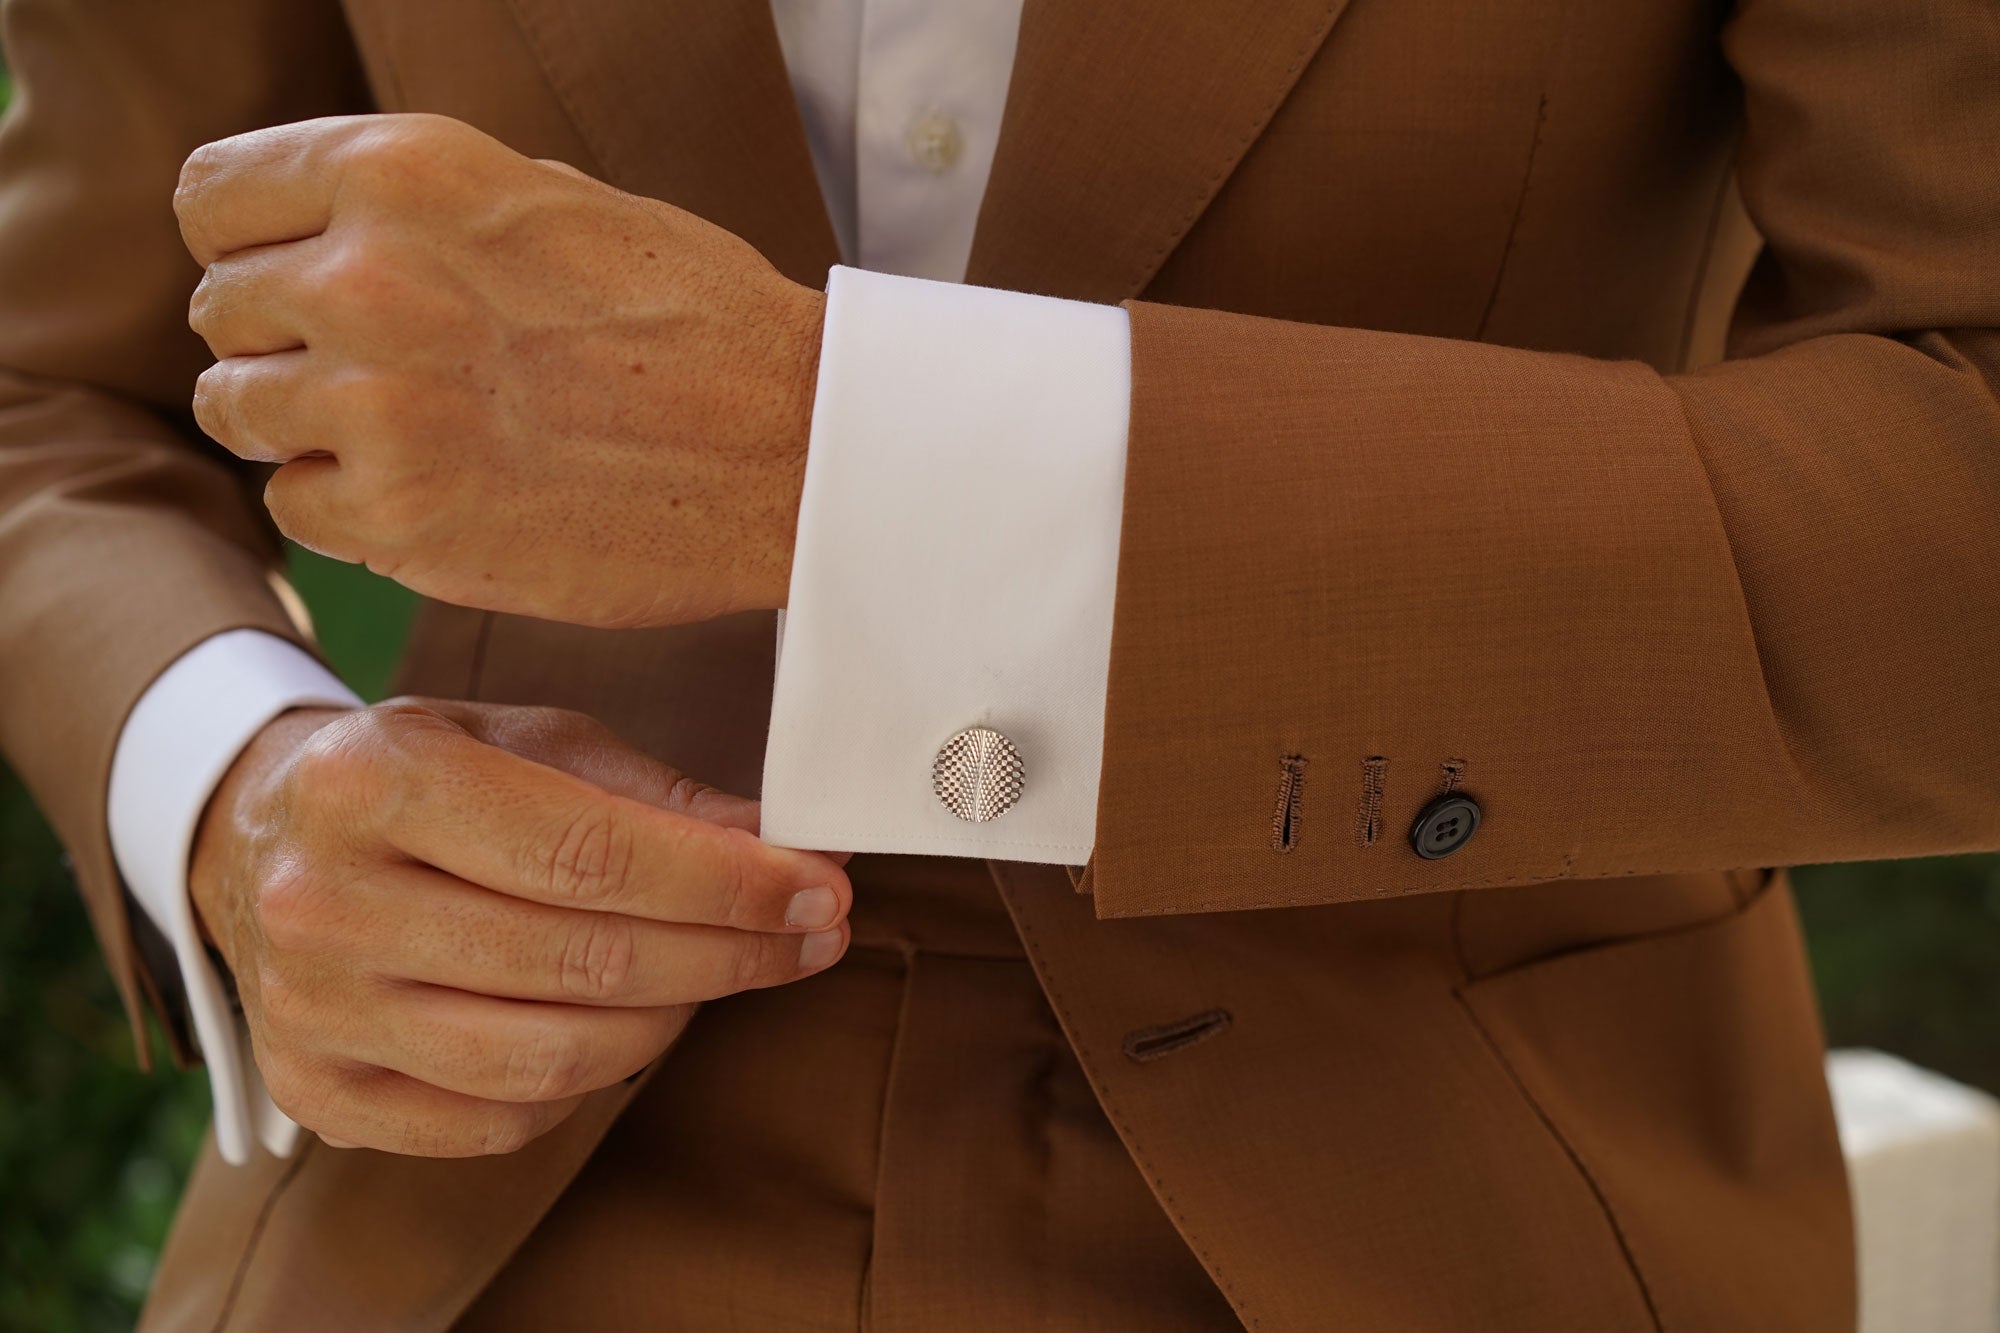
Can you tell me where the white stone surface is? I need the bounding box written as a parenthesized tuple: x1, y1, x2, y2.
(1829, 1049, 2000, 1333)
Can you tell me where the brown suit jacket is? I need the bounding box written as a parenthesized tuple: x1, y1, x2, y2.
(4, 0, 1996, 1327)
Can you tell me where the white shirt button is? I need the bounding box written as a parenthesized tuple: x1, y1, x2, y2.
(906, 112, 965, 173)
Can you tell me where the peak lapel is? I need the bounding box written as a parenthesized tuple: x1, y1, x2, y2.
(966, 0, 1351, 302)
(500, 0, 840, 285)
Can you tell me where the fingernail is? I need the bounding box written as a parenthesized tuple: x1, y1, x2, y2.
(798, 928, 843, 972)
(785, 886, 839, 930)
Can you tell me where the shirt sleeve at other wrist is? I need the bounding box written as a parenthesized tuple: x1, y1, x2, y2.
(761, 266, 1130, 865)
(108, 628, 361, 1165)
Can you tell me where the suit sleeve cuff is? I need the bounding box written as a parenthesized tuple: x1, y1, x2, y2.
(107, 628, 361, 1164)
(761, 266, 1130, 865)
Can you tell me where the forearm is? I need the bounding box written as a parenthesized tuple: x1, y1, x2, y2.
(1090, 306, 2000, 918)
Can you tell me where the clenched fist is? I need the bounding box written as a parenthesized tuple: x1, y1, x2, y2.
(176, 113, 823, 629)
(191, 699, 851, 1157)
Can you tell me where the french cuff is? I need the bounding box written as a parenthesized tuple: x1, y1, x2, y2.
(108, 628, 361, 1165)
(761, 266, 1130, 865)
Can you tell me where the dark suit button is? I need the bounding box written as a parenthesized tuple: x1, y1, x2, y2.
(1410, 794, 1481, 859)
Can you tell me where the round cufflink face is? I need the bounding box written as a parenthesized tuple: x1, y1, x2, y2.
(1410, 794, 1481, 859)
(932, 727, 1023, 823)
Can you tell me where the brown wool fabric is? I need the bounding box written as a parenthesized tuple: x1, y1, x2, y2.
(454, 860, 1238, 1332)
(7, 0, 1998, 1325)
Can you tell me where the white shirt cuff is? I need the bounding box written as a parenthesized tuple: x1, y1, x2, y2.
(108, 628, 361, 1165)
(761, 266, 1130, 865)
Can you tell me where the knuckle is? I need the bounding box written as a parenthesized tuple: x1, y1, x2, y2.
(251, 960, 311, 1033)
(187, 275, 223, 339)
(253, 868, 336, 954)
(190, 363, 234, 440)
(343, 117, 474, 206)
(174, 144, 223, 221)
(343, 122, 426, 192)
(664, 775, 713, 812)
(288, 723, 381, 805)
(318, 239, 407, 320)
(539, 806, 633, 907)
(502, 1024, 585, 1103)
(557, 914, 636, 1002)
(540, 707, 611, 745)
(491, 706, 574, 753)
(288, 707, 445, 835)
(261, 467, 310, 544)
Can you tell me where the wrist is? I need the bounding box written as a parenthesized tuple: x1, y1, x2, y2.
(747, 283, 823, 613)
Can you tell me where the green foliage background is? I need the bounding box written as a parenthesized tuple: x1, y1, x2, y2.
(0, 66, 1996, 1333)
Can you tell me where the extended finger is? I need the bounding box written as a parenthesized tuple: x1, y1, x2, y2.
(351, 864, 848, 1005)
(336, 984, 683, 1105)
(375, 715, 852, 931)
(190, 240, 324, 357)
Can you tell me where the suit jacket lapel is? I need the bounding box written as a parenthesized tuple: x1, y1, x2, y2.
(966, 0, 1351, 301)
(500, 0, 840, 285)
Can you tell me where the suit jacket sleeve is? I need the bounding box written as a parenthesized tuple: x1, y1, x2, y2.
(0, 0, 366, 1062)
(1091, 0, 2000, 917)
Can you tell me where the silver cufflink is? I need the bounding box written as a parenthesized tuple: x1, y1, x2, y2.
(932, 726, 1023, 822)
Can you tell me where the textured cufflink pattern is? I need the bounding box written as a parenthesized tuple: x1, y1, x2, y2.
(932, 727, 1024, 822)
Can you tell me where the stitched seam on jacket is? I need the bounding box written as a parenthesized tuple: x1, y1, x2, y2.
(212, 1140, 317, 1331)
(1450, 992, 1665, 1332)
(987, 863, 1261, 1329)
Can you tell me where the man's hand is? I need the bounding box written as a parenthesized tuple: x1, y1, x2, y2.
(176, 114, 823, 629)
(191, 699, 851, 1157)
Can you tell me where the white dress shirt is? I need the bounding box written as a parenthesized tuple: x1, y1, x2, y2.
(109, 0, 1131, 1163)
